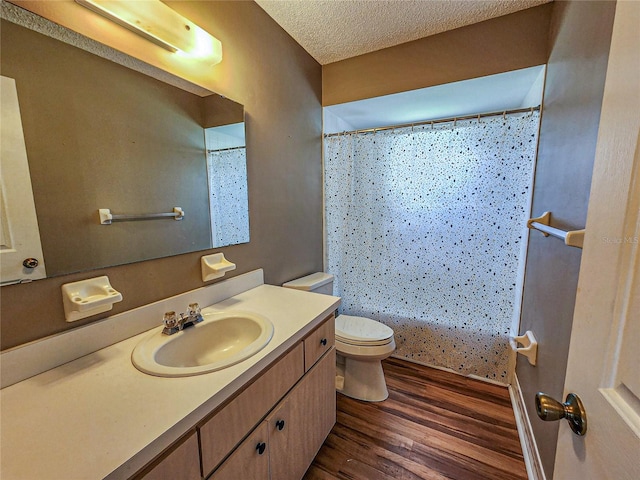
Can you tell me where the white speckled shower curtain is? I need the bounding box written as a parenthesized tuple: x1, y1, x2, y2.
(208, 148, 249, 247)
(324, 112, 540, 381)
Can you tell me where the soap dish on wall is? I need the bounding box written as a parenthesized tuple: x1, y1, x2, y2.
(510, 330, 538, 366)
(62, 276, 123, 322)
(201, 253, 236, 282)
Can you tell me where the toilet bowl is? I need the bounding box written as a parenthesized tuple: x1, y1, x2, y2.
(283, 273, 396, 402)
(334, 314, 396, 401)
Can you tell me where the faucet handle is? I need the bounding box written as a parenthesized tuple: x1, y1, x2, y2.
(187, 303, 204, 324)
(164, 311, 178, 328)
(162, 311, 180, 335)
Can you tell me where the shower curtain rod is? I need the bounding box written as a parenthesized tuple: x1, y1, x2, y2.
(324, 105, 540, 137)
(207, 145, 246, 153)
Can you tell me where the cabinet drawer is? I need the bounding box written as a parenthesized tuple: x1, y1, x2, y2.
(138, 431, 200, 480)
(199, 342, 304, 477)
(304, 314, 335, 371)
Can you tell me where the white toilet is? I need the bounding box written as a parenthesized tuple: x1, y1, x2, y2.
(283, 273, 396, 402)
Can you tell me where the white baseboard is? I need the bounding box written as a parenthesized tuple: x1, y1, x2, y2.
(509, 373, 546, 480)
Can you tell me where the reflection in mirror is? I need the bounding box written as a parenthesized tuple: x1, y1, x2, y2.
(205, 124, 250, 248)
(0, 11, 249, 284)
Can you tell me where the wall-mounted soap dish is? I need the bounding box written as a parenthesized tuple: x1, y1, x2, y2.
(201, 253, 236, 282)
(61, 276, 123, 322)
(510, 330, 538, 366)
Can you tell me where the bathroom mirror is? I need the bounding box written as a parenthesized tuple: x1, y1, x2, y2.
(0, 16, 249, 283)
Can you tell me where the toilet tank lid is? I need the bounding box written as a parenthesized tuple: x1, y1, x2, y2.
(282, 272, 334, 291)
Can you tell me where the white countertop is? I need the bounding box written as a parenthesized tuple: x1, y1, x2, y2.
(0, 283, 340, 480)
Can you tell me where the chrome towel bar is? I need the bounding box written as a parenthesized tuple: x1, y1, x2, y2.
(98, 207, 184, 225)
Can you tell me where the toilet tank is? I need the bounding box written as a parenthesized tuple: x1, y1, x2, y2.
(282, 272, 334, 295)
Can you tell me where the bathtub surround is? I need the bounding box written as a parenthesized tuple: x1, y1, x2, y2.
(325, 112, 540, 381)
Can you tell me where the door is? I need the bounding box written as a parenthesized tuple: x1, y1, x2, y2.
(268, 349, 336, 480)
(0, 75, 46, 284)
(210, 422, 270, 480)
(554, 2, 640, 478)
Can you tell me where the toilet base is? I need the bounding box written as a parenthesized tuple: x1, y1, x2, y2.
(336, 355, 389, 402)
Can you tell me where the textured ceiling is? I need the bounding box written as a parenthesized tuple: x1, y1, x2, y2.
(255, 0, 551, 65)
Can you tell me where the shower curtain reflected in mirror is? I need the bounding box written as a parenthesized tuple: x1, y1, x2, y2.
(207, 147, 250, 248)
(325, 112, 540, 380)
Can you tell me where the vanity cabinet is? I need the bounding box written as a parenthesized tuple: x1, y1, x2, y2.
(210, 349, 336, 480)
(204, 314, 335, 479)
(199, 342, 305, 475)
(136, 314, 335, 480)
(266, 348, 336, 480)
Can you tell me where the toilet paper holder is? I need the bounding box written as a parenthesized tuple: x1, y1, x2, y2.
(510, 330, 538, 366)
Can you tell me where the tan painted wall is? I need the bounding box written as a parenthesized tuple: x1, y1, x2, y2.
(0, 1, 323, 350)
(322, 4, 552, 106)
(517, 1, 616, 477)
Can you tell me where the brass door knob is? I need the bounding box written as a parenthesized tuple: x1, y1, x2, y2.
(535, 392, 587, 436)
(22, 258, 39, 269)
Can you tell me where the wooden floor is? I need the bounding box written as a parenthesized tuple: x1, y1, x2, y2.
(304, 357, 527, 480)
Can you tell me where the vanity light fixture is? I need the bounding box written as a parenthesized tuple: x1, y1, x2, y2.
(75, 0, 222, 65)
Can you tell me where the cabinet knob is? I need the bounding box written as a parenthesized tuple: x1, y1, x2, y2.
(276, 419, 285, 431)
(256, 442, 266, 455)
(320, 338, 327, 346)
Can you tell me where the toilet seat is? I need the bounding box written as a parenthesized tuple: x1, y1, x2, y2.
(335, 315, 394, 346)
(282, 273, 396, 402)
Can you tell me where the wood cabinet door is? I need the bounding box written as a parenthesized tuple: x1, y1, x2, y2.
(210, 421, 270, 480)
(199, 342, 304, 476)
(268, 348, 336, 480)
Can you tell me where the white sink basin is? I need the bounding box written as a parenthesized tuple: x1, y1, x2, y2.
(132, 311, 274, 377)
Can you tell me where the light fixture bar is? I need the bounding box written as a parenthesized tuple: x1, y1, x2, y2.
(75, 0, 222, 64)
(76, 0, 177, 52)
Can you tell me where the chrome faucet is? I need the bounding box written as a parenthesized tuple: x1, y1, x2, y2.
(162, 303, 204, 335)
